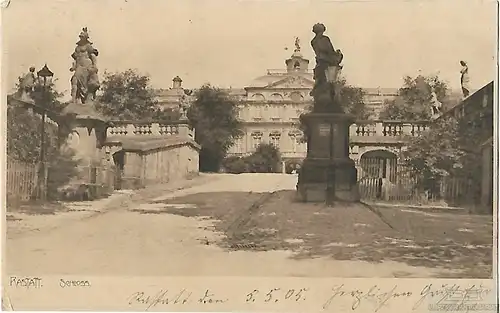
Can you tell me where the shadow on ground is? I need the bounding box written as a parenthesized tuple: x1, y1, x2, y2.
(151, 190, 493, 278)
(7, 201, 102, 216)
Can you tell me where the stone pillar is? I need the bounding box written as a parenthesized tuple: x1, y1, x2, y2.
(374, 122, 384, 136)
(121, 152, 143, 189)
(151, 123, 161, 136)
(402, 123, 413, 136)
(63, 120, 107, 183)
(282, 161, 286, 173)
(177, 119, 194, 139)
(296, 113, 360, 203)
(60, 102, 109, 185)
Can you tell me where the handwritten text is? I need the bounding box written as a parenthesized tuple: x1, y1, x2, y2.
(322, 284, 412, 312)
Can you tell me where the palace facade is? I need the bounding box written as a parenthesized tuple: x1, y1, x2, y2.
(225, 49, 399, 164)
(156, 47, 399, 165)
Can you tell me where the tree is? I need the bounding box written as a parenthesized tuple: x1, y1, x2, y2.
(96, 69, 161, 120)
(403, 117, 463, 179)
(8, 73, 66, 162)
(303, 77, 370, 119)
(379, 74, 453, 121)
(7, 104, 47, 163)
(338, 78, 371, 120)
(297, 77, 369, 143)
(187, 84, 243, 172)
(401, 114, 483, 199)
(8, 73, 79, 200)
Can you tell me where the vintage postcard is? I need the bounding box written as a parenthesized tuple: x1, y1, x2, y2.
(2, 0, 498, 312)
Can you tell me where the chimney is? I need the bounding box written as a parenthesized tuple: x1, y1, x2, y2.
(172, 76, 182, 89)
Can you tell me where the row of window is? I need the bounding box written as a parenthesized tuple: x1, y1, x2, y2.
(231, 131, 305, 153)
(250, 92, 305, 102)
(238, 105, 305, 120)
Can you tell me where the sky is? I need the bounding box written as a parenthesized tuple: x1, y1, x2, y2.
(1, 0, 498, 99)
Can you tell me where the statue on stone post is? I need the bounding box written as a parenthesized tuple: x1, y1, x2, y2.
(179, 89, 193, 120)
(310, 23, 344, 112)
(179, 95, 189, 119)
(460, 60, 470, 98)
(70, 27, 100, 104)
(294, 37, 301, 53)
(19, 66, 36, 101)
(429, 90, 442, 119)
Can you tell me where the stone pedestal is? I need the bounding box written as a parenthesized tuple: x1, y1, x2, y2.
(297, 112, 360, 202)
(60, 101, 109, 184)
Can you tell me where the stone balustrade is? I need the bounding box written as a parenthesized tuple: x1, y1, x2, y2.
(106, 121, 195, 139)
(349, 120, 430, 138)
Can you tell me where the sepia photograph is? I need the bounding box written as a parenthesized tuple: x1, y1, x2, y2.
(2, 0, 497, 311)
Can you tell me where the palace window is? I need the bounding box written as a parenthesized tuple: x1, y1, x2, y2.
(251, 131, 263, 150)
(270, 93, 284, 101)
(251, 105, 264, 120)
(269, 104, 281, 120)
(251, 93, 265, 101)
(230, 137, 244, 154)
(236, 105, 245, 120)
(289, 131, 302, 152)
(269, 131, 281, 148)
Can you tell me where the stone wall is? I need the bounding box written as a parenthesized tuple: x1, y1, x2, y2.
(480, 137, 493, 210)
(113, 137, 200, 190)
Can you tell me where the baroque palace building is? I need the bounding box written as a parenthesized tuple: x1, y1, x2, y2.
(156, 45, 399, 168)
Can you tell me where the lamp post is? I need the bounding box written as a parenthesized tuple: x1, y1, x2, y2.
(36, 64, 54, 201)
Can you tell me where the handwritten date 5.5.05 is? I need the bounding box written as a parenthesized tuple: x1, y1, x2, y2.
(245, 288, 308, 303)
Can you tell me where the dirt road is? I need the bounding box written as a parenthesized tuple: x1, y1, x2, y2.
(6, 174, 463, 277)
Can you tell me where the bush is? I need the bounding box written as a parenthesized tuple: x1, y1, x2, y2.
(245, 154, 270, 173)
(222, 156, 247, 174)
(244, 143, 282, 173)
(223, 144, 282, 174)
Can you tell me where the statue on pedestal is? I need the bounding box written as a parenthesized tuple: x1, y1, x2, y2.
(179, 95, 189, 119)
(310, 23, 344, 112)
(430, 90, 442, 119)
(294, 37, 301, 53)
(460, 60, 470, 98)
(19, 66, 36, 102)
(70, 27, 100, 104)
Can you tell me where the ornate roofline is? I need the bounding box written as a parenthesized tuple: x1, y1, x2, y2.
(234, 100, 313, 105)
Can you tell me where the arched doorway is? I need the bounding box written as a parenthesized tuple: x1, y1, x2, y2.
(358, 149, 398, 200)
(359, 149, 398, 181)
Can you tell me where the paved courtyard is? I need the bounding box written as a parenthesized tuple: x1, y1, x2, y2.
(6, 174, 492, 278)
